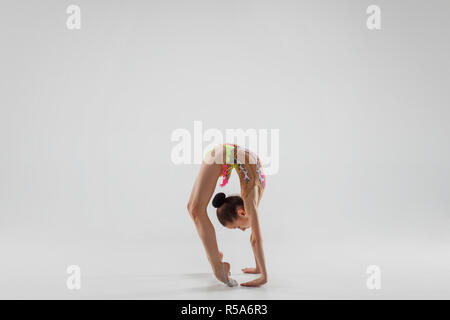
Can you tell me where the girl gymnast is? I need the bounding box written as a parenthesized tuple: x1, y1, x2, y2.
(187, 143, 267, 287)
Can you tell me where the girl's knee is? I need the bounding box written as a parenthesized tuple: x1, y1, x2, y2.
(187, 200, 205, 218)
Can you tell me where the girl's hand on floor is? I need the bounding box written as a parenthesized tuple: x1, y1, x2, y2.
(240, 276, 267, 287)
(241, 267, 260, 274)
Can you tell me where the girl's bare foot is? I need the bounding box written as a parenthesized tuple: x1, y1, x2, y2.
(214, 261, 231, 283)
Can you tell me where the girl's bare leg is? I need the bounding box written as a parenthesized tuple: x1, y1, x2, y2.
(187, 148, 230, 282)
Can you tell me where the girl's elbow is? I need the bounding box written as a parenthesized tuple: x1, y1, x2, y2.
(251, 236, 262, 246)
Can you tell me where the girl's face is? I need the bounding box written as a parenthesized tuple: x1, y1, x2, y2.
(226, 208, 250, 231)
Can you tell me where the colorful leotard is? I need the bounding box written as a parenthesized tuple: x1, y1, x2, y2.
(209, 143, 266, 198)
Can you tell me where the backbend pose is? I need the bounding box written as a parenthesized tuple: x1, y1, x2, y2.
(187, 143, 267, 287)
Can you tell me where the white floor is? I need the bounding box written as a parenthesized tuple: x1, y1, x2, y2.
(1, 225, 450, 299)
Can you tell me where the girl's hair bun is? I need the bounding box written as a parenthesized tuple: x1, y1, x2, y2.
(212, 192, 226, 208)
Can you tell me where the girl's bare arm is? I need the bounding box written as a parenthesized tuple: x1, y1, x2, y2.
(241, 188, 268, 287)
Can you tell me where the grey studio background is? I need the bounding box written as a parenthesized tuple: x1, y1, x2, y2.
(1, 0, 450, 299)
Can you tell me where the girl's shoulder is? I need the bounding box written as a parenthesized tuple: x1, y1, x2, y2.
(241, 184, 263, 208)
